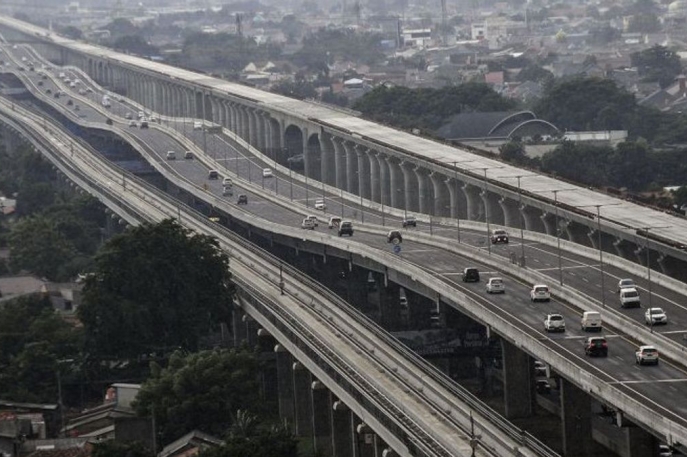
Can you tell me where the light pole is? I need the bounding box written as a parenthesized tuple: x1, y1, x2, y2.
(341, 188, 345, 219)
(636, 226, 670, 313)
(496, 173, 537, 266)
(577, 203, 621, 307)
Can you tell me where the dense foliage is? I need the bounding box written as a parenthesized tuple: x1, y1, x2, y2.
(353, 83, 517, 131)
(630, 45, 683, 88)
(78, 219, 234, 360)
(292, 28, 386, 70)
(134, 350, 261, 445)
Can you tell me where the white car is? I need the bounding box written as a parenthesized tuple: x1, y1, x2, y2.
(645, 307, 667, 325)
(222, 177, 233, 187)
(193, 121, 203, 130)
(635, 345, 659, 365)
(544, 313, 566, 332)
(262, 168, 273, 178)
(166, 151, 176, 160)
(485, 277, 505, 294)
(305, 215, 318, 227)
(617, 278, 636, 293)
(314, 198, 326, 210)
(301, 217, 316, 230)
(530, 285, 550, 302)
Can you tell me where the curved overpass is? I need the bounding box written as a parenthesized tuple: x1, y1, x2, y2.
(3, 38, 687, 456)
(1, 16, 687, 281)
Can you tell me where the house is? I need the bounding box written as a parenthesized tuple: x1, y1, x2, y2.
(0, 276, 46, 303)
(639, 75, 687, 113)
(158, 430, 222, 457)
(0, 401, 59, 457)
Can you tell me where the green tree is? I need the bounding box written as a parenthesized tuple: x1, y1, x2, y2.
(91, 441, 154, 457)
(134, 349, 260, 444)
(200, 411, 298, 457)
(607, 140, 653, 190)
(627, 13, 661, 33)
(673, 186, 687, 207)
(540, 141, 613, 187)
(631, 45, 683, 88)
(9, 215, 75, 280)
(112, 35, 159, 57)
(59, 25, 83, 40)
(78, 219, 234, 360)
(499, 141, 528, 164)
(516, 63, 553, 84)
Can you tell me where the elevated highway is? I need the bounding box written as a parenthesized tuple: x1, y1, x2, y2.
(3, 37, 687, 456)
(1, 16, 687, 280)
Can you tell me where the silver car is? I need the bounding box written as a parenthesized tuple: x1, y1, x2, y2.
(645, 307, 667, 325)
(485, 277, 505, 294)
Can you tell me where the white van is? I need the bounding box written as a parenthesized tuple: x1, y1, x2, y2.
(581, 311, 602, 332)
(619, 288, 641, 308)
(193, 121, 203, 130)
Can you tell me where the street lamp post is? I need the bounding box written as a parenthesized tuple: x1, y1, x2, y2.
(341, 188, 345, 219)
(637, 226, 670, 313)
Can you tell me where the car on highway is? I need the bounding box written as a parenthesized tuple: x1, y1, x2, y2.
(533, 360, 547, 377)
(129, 120, 137, 127)
(402, 216, 417, 228)
(237, 194, 248, 205)
(45, 88, 51, 94)
(74, 105, 80, 111)
(208, 170, 219, 180)
(485, 277, 504, 293)
(387, 230, 403, 244)
(193, 121, 203, 130)
(184, 151, 193, 160)
(328, 217, 342, 229)
(305, 215, 319, 227)
(584, 336, 608, 357)
(635, 345, 659, 365)
(581, 311, 602, 332)
(105, 118, 113, 125)
(37, 80, 43, 86)
(222, 186, 233, 197)
(262, 168, 273, 178)
(66, 99, 73, 106)
(314, 198, 326, 210)
(617, 278, 636, 293)
(544, 313, 566, 332)
(125, 112, 132, 119)
(462, 267, 480, 283)
(138, 111, 144, 119)
(490, 229, 509, 244)
(301, 217, 316, 230)
(645, 307, 667, 325)
(338, 221, 354, 237)
(222, 177, 233, 187)
(530, 285, 551, 302)
(139, 120, 148, 129)
(619, 287, 641, 308)
(166, 151, 176, 160)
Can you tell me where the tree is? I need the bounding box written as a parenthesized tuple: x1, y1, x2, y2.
(199, 411, 298, 457)
(516, 63, 553, 84)
(627, 13, 661, 33)
(78, 219, 234, 360)
(9, 215, 75, 280)
(59, 26, 83, 40)
(91, 441, 154, 457)
(673, 186, 687, 207)
(112, 35, 159, 57)
(631, 45, 683, 88)
(540, 141, 613, 187)
(499, 141, 528, 164)
(134, 349, 261, 444)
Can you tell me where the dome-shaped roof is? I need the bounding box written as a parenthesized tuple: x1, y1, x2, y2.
(668, 0, 687, 17)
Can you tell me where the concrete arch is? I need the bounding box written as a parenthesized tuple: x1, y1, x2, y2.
(306, 133, 322, 180)
(284, 124, 304, 164)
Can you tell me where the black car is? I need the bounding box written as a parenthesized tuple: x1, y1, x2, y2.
(387, 230, 402, 244)
(402, 216, 417, 228)
(584, 337, 608, 357)
(67, 99, 73, 106)
(105, 118, 113, 125)
(491, 229, 509, 244)
(237, 194, 248, 205)
(338, 221, 354, 237)
(461, 267, 480, 282)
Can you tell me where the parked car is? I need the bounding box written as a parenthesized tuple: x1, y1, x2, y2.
(387, 230, 402, 244)
(485, 277, 504, 293)
(584, 336, 608, 357)
(645, 307, 668, 325)
(262, 168, 273, 178)
(237, 194, 248, 205)
(462, 267, 480, 283)
(617, 278, 636, 293)
(544, 314, 566, 332)
(635, 345, 659, 365)
(491, 229, 509, 244)
(619, 287, 641, 308)
(314, 198, 326, 210)
(402, 216, 417, 227)
(338, 221, 354, 237)
(530, 285, 551, 302)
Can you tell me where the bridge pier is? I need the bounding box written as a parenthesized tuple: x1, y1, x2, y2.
(275, 345, 296, 428)
(463, 183, 482, 221)
(311, 380, 334, 456)
(331, 399, 354, 457)
(293, 362, 314, 437)
(501, 339, 534, 419)
(232, 306, 248, 346)
(355, 422, 376, 457)
(560, 378, 593, 456)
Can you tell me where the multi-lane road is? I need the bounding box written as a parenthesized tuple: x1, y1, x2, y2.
(4, 43, 687, 448)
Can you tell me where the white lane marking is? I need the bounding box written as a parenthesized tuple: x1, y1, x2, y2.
(582, 277, 589, 283)
(609, 378, 687, 385)
(403, 249, 441, 253)
(535, 264, 601, 272)
(661, 330, 687, 335)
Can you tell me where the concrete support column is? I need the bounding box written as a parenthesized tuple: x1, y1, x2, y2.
(560, 378, 593, 456)
(414, 167, 431, 215)
(540, 212, 555, 236)
(482, 188, 504, 226)
(275, 346, 295, 428)
(331, 400, 354, 457)
(345, 142, 359, 194)
(248, 109, 258, 148)
(357, 146, 371, 200)
(232, 307, 247, 346)
(501, 339, 534, 419)
(430, 172, 450, 216)
(257, 110, 267, 152)
(387, 158, 403, 210)
(320, 134, 336, 186)
(463, 183, 482, 221)
(311, 381, 333, 456)
(379, 154, 391, 208)
(355, 422, 375, 457)
(293, 363, 313, 437)
(500, 197, 519, 228)
(522, 205, 546, 233)
(370, 151, 381, 203)
(401, 162, 419, 213)
(333, 138, 347, 190)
